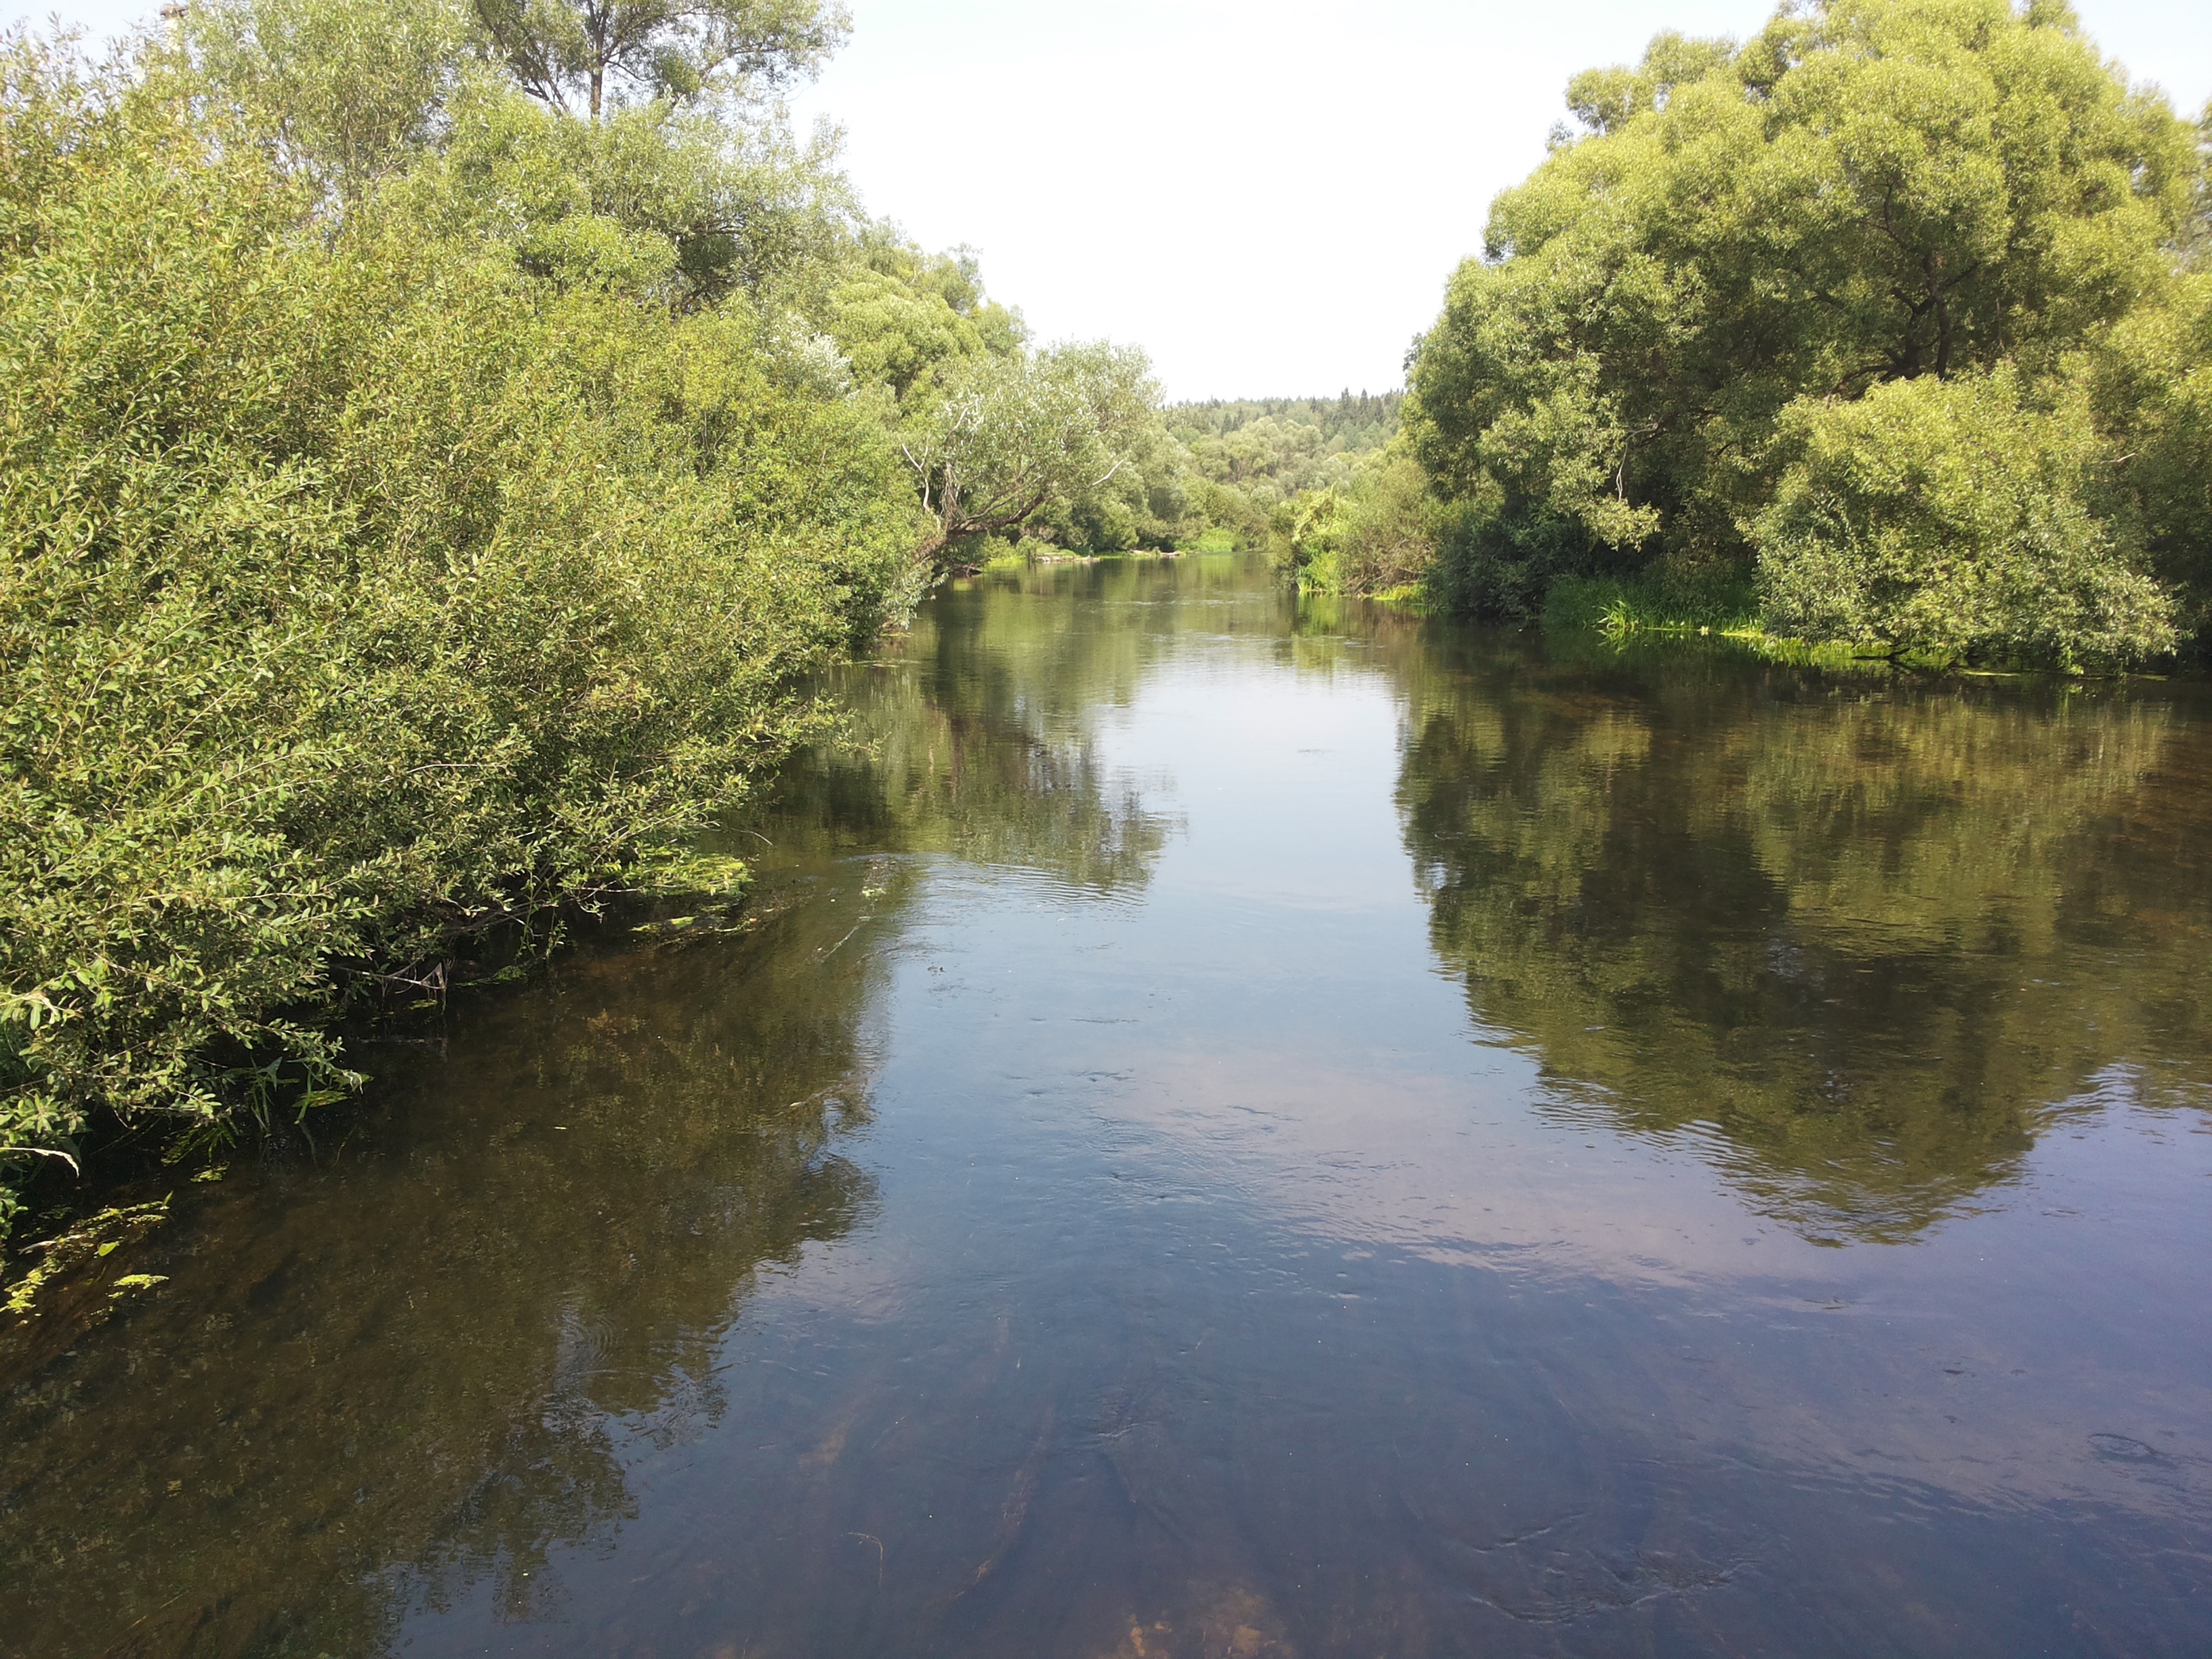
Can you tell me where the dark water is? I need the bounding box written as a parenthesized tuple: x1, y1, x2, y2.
(6, 555, 2211, 1658)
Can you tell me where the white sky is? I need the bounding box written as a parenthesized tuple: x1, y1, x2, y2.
(32, 0, 2212, 399)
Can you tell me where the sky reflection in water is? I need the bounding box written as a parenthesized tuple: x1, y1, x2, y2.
(3, 554, 2208, 1658)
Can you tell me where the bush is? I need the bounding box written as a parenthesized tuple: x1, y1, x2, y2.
(1750, 373, 2174, 668)
(1273, 452, 1443, 598)
(1541, 566, 1759, 636)
(2098, 268, 2212, 642)
(1422, 505, 1617, 622)
(0, 40, 916, 1232)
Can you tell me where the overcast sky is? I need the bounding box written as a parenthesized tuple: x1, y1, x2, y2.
(32, 0, 2212, 399)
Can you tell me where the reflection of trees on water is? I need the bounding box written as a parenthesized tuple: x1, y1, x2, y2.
(0, 560, 1240, 1659)
(1392, 636, 2212, 1240)
(0, 883, 894, 1659)
(22, 559, 2209, 1656)
(767, 560, 1210, 891)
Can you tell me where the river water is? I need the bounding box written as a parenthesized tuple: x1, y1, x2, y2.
(5, 554, 2211, 1658)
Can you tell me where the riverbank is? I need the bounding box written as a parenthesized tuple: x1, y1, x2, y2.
(7, 554, 2209, 1659)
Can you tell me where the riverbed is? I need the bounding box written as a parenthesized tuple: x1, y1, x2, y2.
(5, 554, 2209, 1657)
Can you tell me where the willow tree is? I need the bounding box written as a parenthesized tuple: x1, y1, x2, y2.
(472, 0, 846, 119)
(1406, 0, 2203, 662)
(899, 342, 1160, 567)
(0, 21, 912, 1235)
(176, 0, 474, 199)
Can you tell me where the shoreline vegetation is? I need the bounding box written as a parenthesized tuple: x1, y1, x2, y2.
(3, 0, 2209, 1274)
(1269, 0, 2212, 681)
(0, 0, 1190, 1259)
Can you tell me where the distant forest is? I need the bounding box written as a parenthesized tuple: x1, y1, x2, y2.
(1168, 392, 1402, 451)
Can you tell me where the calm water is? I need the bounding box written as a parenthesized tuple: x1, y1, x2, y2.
(6, 555, 2211, 1658)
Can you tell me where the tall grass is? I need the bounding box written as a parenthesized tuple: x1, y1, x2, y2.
(1540, 569, 1762, 640)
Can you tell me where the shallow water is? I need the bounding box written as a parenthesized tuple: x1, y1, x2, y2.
(6, 554, 2211, 1658)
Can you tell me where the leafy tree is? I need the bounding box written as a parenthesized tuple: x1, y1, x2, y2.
(1328, 451, 1439, 594)
(0, 0, 1204, 1233)
(809, 228, 1183, 562)
(822, 267, 1020, 403)
(897, 342, 1160, 566)
(2178, 99, 2212, 272)
(1269, 450, 1443, 598)
(1169, 391, 1403, 451)
(176, 0, 474, 199)
(1153, 393, 1408, 555)
(855, 231, 1029, 355)
(2095, 105, 2212, 635)
(169, 0, 857, 305)
(816, 229, 1027, 409)
(825, 265, 985, 397)
(426, 79, 858, 308)
(472, 0, 847, 119)
(1406, 0, 2204, 662)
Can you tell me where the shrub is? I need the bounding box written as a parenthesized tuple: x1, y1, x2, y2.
(1273, 452, 1443, 598)
(2097, 268, 2212, 642)
(1749, 373, 2173, 668)
(1422, 504, 1616, 622)
(0, 40, 916, 1233)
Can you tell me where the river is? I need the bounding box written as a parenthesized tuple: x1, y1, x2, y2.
(5, 554, 2210, 1658)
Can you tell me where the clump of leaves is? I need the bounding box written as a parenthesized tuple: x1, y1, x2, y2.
(4, 1200, 171, 1319)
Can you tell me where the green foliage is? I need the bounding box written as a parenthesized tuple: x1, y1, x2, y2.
(1, 0, 1187, 1235)
(874, 383, 1408, 566)
(897, 341, 1162, 567)
(1541, 567, 1761, 638)
(1322, 451, 1439, 596)
(809, 224, 1181, 564)
(826, 265, 991, 399)
(178, 0, 475, 199)
(427, 73, 859, 311)
(473, 0, 848, 120)
(0, 27, 915, 1235)
(817, 235, 1028, 417)
(851, 231, 1028, 359)
(1406, 0, 2205, 663)
(1167, 392, 1401, 533)
(1269, 449, 1439, 598)
(1420, 499, 1606, 623)
(1752, 371, 2174, 667)
(1269, 487, 1344, 581)
(1169, 390, 1401, 455)
(2, 1200, 171, 1318)
(2182, 99, 2212, 272)
(2097, 268, 2212, 638)
(171, 0, 861, 306)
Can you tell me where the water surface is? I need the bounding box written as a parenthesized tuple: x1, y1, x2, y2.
(6, 556, 2211, 1658)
